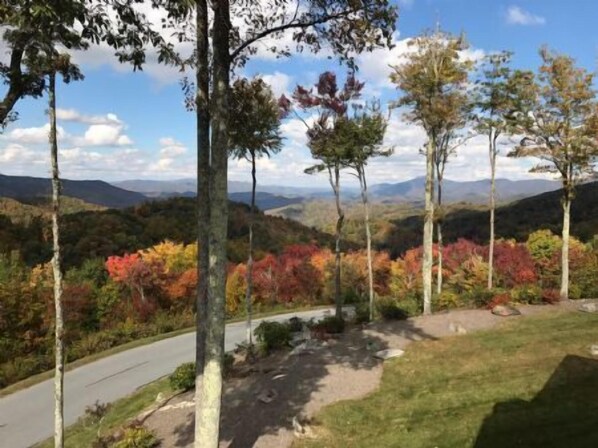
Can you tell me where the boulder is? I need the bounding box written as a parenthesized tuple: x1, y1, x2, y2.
(374, 349, 405, 360)
(449, 322, 468, 335)
(491, 304, 522, 317)
(579, 303, 598, 313)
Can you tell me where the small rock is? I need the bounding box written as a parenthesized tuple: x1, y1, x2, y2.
(449, 322, 467, 335)
(290, 342, 314, 356)
(257, 389, 278, 404)
(292, 415, 314, 439)
(579, 303, 598, 313)
(491, 304, 522, 317)
(590, 345, 598, 357)
(272, 374, 287, 380)
(374, 349, 405, 360)
(155, 392, 165, 403)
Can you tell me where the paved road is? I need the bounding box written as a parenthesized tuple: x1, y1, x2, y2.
(0, 308, 335, 448)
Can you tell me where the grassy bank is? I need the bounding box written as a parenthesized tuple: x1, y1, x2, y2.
(296, 310, 598, 448)
(34, 378, 173, 448)
(0, 303, 330, 398)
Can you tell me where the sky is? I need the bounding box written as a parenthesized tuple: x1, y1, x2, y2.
(1, 0, 598, 188)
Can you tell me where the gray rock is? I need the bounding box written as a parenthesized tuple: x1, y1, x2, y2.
(492, 304, 522, 317)
(449, 322, 468, 335)
(579, 303, 598, 313)
(257, 389, 278, 404)
(374, 349, 405, 360)
(591, 345, 598, 356)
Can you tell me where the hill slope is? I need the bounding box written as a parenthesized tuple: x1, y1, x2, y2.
(0, 173, 147, 208)
(0, 197, 336, 268)
(379, 181, 598, 257)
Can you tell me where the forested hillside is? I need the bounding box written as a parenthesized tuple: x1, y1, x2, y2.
(379, 181, 598, 257)
(0, 197, 334, 268)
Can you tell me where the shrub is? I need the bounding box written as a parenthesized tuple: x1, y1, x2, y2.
(511, 285, 543, 304)
(313, 316, 345, 334)
(542, 289, 561, 304)
(354, 302, 371, 324)
(83, 400, 111, 425)
(465, 287, 498, 309)
(254, 321, 291, 354)
(436, 290, 462, 310)
(376, 297, 410, 320)
(113, 424, 158, 448)
(169, 362, 195, 391)
(287, 316, 304, 333)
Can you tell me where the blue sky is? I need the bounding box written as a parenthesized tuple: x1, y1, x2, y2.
(1, 0, 597, 187)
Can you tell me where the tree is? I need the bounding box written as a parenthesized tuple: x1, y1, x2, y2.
(0, 0, 174, 128)
(293, 71, 365, 319)
(390, 30, 470, 314)
(229, 77, 286, 345)
(474, 51, 517, 290)
(156, 2, 397, 445)
(508, 48, 598, 300)
(339, 104, 392, 320)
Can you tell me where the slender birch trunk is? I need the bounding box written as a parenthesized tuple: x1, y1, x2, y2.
(245, 151, 256, 344)
(49, 71, 64, 448)
(330, 164, 344, 319)
(435, 177, 443, 296)
(358, 166, 375, 321)
(560, 193, 571, 301)
(423, 139, 435, 315)
(196, 1, 230, 446)
(194, 0, 210, 442)
(487, 130, 497, 290)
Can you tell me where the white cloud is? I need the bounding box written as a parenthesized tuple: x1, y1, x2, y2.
(506, 6, 546, 26)
(56, 108, 122, 125)
(260, 72, 293, 97)
(158, 137, 187, 157)
(3, 124, 67, 145)
(76, 123, 133, 147)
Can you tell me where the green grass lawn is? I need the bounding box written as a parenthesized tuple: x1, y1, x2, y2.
(296, 310, 598, 448)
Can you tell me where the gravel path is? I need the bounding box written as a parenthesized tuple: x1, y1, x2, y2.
(146, 301, 592, 448)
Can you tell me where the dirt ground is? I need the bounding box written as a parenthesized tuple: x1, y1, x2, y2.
(144, 300, 589, 448)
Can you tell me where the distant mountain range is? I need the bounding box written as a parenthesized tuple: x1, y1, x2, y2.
(0, 173, 561, 212)
(111, 176, 561, 205)
(0, 174, 146, 209)
(370, 177, 560, 204)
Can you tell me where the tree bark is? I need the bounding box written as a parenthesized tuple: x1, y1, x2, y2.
(487, 130, 497, 290)
(331, 164, 344, 319)
(194, 0, 210, 443)
(560, 195, 571, 301)
(196, 0, 230, 446)
(49, 71, 64, 448)
(358, 167, 375, 321)
(435, 177, 443, 296)
(245, 151, 256, 344)
(423, 139, 435, 315)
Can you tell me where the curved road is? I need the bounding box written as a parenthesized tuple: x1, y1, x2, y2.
(0, 308, 335, 448)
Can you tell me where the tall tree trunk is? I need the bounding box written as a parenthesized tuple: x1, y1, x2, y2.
(422, 139, 435, 315)
(196, 1, 230, 446)
(487, 130, 497, 290)
(560, 193, 571, 301)
(358, 167, 375, 321)
(194, 0, 210, 442)
(245, 151, 256, 344)
(331, 164, 344, 319)
(49, 71, 64, 448)
(435, 177, 443, 296)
